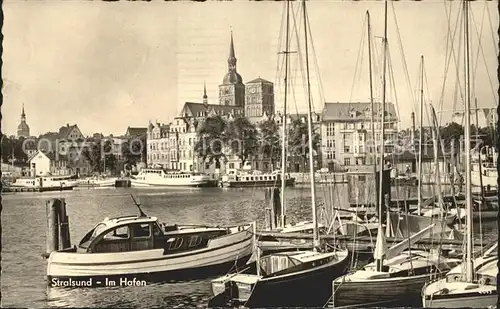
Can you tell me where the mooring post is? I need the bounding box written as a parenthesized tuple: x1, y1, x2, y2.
(272, 188, 281, 229)
(46, 199, 60, 255)
(266, 188, 276, 230)
(58, 198, 71, 250)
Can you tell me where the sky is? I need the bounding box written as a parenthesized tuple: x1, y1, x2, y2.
(3, 0, 498, 137)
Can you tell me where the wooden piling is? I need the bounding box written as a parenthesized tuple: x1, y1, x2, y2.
(46, 199, 60, 254)
(272, 188, 281, 228)
(57, 198, 71, 250)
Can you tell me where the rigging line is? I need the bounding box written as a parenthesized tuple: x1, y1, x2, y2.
(470, 4, 498, 103)
(390, 1, 417, 115)
(485, 2, 499, 56)
(386, 43, 401, 126)
(349, 15, 368, 103)
(305, 8, 326, 110)
(274, 2, 287, 92)
(469, 2, 487, 100)
(292, 4, 310, 115)
(438, 0, 464, 124)
(449, 7, 464, 125)
(290, 2, 304, 116)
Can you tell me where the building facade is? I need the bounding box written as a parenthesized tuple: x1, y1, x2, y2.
(146, 31, 276, 174)
(245, 78, 275, 118)
(320, 102, 398, 170)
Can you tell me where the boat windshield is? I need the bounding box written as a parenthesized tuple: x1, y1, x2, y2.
(90, 223, 108, 240)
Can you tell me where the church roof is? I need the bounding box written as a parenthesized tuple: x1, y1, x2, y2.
(180, 102, 243, 118)
(222, 71, 243, 85)
(125, 127, 148, 137)
(17, 122, 30, 131)
(247, 77, 273, 84)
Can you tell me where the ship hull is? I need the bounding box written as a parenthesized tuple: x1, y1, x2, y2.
(47, 227, 253, 286)
(332, 273, 439, 308)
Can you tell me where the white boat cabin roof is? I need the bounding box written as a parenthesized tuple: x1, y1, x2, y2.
(97, 215, 159, 230)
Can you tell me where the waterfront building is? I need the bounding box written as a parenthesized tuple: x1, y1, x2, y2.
(16, 104, 30, 138)
(320, 102, 398, 171)
(147, 122, 171, 169)
(28, 150, 69, 176)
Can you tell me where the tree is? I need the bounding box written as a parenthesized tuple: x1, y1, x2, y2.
(82, 141, 102, 173)
(225, 116, 259, 166)
(258, 118, 282, 171)
(102, 140, 117, 174)
(194, 115, 227, 169)
(121, 135, 147, 168)
(1, 135, 28, 164)
(439, 122, 464, 151)
(288, 118, 320, 171)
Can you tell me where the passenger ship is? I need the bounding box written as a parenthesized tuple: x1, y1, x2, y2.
(10, 175, 78, 192)
(219, 169, 295, 188)
(130, 168, 214, 187)
(471, 162, 497, 189)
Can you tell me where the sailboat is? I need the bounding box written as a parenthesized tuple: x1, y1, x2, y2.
(330, 4, 462, 308)
(421, 1, 498, 307)
(256, 0, 325, 254)
(207, 1, 349, 307)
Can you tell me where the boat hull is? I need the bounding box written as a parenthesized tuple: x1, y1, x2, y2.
(471, 170, 497, 188)
(211, 251, 350, 308)
(332, 273, 439, 308)
(47, 228, 253, 286)
(221, 178, 295, 188)
(130, 179, 216, 187)
(422, 291, 498, 308)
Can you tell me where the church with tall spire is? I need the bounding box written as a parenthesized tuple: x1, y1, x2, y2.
(17, 104, 30, 138)
(218, 32, 245, 107)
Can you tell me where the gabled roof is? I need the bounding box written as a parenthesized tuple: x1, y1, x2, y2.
(322, 102, 398, 121)
(58, 124, 81, 139)
(125, 127, 148, 137)
(180, 102, 243, 118)
(28, 150, 67, 162)
(247, 77, 273, 84)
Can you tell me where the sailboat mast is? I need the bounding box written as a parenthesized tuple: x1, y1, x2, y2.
(375, 0, 388, 273)
(279, 0, 291, 229)
(463, 0, 473, 283)
(474, 97, 485, 201)
(301, 0, 319, 249)
(417, 56, 424, 215)
(378, 0, 388, 227)
(367, 11, 378, 210)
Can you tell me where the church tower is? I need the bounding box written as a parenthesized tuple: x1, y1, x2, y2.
(219, 32, 245, 107)
(17, 104, 30, 138)
(203, 81, 208, 106)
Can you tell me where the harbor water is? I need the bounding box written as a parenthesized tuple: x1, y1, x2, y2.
(2, 185, 497, 308)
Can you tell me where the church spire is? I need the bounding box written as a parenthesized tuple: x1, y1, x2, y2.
(203, 81, 208, 105)
(228, 31, 237, 72)
(21, 103, 26, 119)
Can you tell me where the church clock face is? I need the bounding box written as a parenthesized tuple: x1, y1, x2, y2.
(225, 88, 230, 95)
(251, 87, 256, 94)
